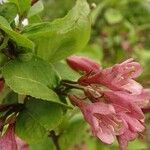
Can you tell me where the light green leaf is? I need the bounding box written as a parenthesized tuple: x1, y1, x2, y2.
(104, 8, 123, 24)
(16, 98, 64, 144)
(2, 57, 63, 104)
(53, 62, 80, 81)
(0, 16, 34, 50)
(0, 3, 18, 23)
(23, 0, 91, 62)
(9, 0, 31, 15)
(27, 0, 44, 18)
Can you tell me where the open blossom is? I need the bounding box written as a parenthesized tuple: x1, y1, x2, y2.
(69, 95, 125, 144)
(67, 55, 150, 150)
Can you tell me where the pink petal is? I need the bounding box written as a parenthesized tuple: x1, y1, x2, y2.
(85, 102, 116, 115)
(96, 122, 115, 144)
(66, 55, 100, 74)
(121, 79, 143, 95)
(117, 130, 137, 150)
(121, 114, 145, 132)
(0, 124, 17, 150)
(16, 136, 29, 150)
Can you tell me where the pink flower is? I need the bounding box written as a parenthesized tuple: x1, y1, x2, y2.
(66, 55, 100, 74)
(69, 95, 125, 144)
(78, 58, 143, 94)
(16, 137, 29, 150)
(0, 124, 29, 150)
(0, 124, 17, 150)
(66, 56, 150, 150)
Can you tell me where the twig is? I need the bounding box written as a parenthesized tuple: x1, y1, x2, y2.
(49, 131, 60, 150)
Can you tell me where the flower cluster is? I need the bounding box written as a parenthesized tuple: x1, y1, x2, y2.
(67, 55, 150, 150)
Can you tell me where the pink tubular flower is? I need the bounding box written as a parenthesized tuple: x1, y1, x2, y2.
(0, 124, 17, 150)
(0, 124, 29, 150)
(69, 95, 125, 144)
(66, 56, 150, 150)
(78, 58, 143, 94)
(66, 55, 100, 74)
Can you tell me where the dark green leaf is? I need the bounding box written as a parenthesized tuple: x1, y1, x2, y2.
(0, 3, 18, 23)
(2, 57, 63, 104)
(0, 16, 34, 50)
(59, 115, 88, 150)
(16, 98, 64, 144)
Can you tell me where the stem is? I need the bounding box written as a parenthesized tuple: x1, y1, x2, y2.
(31, 0, 39, 6)
(61, 80, 78, 84)
(0, 36, 9, 51)
(50, 131, 60, 150)
(61, 82, 84, 90)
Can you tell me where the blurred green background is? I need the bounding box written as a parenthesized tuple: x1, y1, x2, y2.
(41, 0, 150, 149)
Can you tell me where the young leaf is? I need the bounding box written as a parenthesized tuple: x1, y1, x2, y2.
(27, 0, 44, 18)
(0, 16, 34, 50)
(2, 57, 63, 104)
(16, 98, 64, 144)
(9, 0, 31, 15)
(0, 3, 18, 23)
(23, 0, 91, 62)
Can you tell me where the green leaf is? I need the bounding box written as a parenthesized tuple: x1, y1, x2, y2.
(78, 43, 103, 62)
(0, 3, 18, 23)
(2, 91, 18, 104)
(59, 114, 88, 150)
(23, 0, 91, 62)
(0, 16, 34, 50)
(27, 0, 44, 18)
(29, 137, 56, 150)
(53, 62, 80, 81)
(2, 57, 63, 104)
(16, 98, 64, 144)
(104, 8, 123, 24)
(9, 0, 31, 15)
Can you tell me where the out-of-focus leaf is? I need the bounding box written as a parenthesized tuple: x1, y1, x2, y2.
(91, 2, 105, 24)
(23, 0, 91, 63)
(28, 15, 42, 24)
(27, 0, 44, 18)
(9, 0, 31, 15)
(16, 98, 64, 144)
(78, 43, 103, 62)
(104, 8, 123, 24)
(0, 3, 17, 23)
